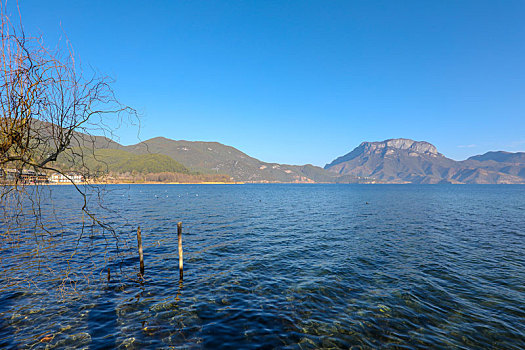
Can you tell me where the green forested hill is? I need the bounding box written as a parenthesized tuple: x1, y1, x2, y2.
(121, 137, 356, 182)
(57, 148, 191, 175)
(34, 121, 351, 182)
(87, 149, 191, 174)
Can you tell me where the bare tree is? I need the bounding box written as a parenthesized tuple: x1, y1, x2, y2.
(1, 2, 135, 175)
(0, 1, 138, 292)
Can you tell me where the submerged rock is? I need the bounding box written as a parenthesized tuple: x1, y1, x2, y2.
(52, 332, 91, 348)
(118, 337, 136, 348)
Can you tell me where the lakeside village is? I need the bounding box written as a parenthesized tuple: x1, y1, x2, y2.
(0, 168, 83, 185)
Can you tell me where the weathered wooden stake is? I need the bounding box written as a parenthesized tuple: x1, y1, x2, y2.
(177, 222, 183, 280)
(107, 268, 111, 282)
(137, 226, 144, 276)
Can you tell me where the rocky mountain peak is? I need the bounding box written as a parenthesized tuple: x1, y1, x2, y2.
(359, 138, 439, 156)
(324, 138, 525, 184)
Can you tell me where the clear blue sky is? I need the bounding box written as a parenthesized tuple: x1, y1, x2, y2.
(12, 0, 525, 166)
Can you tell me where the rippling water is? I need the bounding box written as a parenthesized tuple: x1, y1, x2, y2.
(1, 184, 524, 349)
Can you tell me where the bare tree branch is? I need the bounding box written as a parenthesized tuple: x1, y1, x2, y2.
(1, 1, 139, 293)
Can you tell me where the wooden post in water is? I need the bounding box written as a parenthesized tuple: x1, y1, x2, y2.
(137, 226, 144, 276)
(177, 222, 183, 280)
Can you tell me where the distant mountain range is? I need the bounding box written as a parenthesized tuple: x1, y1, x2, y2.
(67, 134, 525, 184)
(324, 138, 525, 184)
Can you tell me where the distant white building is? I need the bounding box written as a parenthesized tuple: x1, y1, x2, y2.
(50, 173, 83, 184)
(1, 169, 47, 183)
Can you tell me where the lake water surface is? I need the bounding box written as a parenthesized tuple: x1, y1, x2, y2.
(1, 184, 524, 349)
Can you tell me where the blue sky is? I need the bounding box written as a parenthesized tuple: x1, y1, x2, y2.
(12, 0, 525, 166)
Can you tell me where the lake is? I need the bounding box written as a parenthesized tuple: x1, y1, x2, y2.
(1, 184, 524, 349)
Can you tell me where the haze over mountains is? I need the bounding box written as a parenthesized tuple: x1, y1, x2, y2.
(79, 134, 525, 184)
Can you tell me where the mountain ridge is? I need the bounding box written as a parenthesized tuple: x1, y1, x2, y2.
(57, 131, 525, 184)
(324, 139, 525, 184)
(467, 151, 525, 163)
(119, 136, 356, 183)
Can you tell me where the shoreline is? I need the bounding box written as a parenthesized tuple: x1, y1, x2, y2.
(44, 181, 245, 185)
(5, 181, 525, 186)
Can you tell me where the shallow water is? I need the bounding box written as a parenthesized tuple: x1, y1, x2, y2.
(1, 184, 524, 349)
